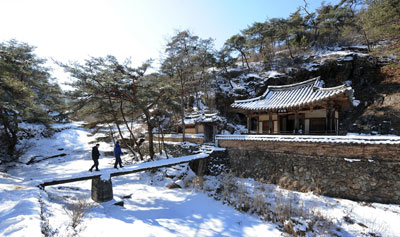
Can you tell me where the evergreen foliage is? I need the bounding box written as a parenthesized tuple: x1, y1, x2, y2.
(60, 56, 174, 160)
(161, 30, 216, 141)
(359, 0, 400, 44)
(225, 0, 400, 60)
(0, 40, 66, 160)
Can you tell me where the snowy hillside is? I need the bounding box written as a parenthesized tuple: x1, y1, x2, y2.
(213, 46, 400, 136)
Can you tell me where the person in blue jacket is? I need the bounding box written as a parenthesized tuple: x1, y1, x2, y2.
(114, 141, 124, 169)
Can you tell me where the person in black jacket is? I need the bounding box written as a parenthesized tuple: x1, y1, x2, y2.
(89, 144, 100, 172)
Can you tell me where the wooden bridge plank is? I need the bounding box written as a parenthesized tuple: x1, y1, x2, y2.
(110, 153, 208, 177)
(38, 153, 209, 188)
(40, 175, 101, 187)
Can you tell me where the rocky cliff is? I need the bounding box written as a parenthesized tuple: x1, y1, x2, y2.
(214, 46, 400, 135)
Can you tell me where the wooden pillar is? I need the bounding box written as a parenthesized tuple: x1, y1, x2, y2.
(294, 111, 299, 134)
(269, 112, 273, 134)
(197, 159, 206, 176)
(277, 114, 281, 134)
(256, 113, 260, 134)
(247, 114, 251, 134)
(336, 110, 340, 135)
(330, 109, 334, 133)
(326, 105, 334, 133)
(213, 126, 217, 142)
(325, 108, 329, 134)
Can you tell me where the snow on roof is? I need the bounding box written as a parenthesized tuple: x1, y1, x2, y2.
(231, 77, 353, 111)
(216, 134, 400, 145)
(155, 133, 204, 139)
(179, 112, 225, 125)
(246, 73, 262, 79)
(265, 71, 284, 78)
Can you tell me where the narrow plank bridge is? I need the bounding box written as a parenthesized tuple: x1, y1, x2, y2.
(33, 153, 209, 202)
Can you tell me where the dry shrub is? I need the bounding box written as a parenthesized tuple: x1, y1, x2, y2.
(272, 191, 337, 236)
(192, 176, 204, 190)
(283, 220, 297, 236)
(251, 182, 272, 218)
(64, 199, 95, 229)
(220, 173, 237, 203)
(361, 217, 389, 237)
(307, 208, 336, 236)
(252, 192, 268, 214)
(184, 175, 204, 191)
(273, 192, 303, 223)
(204, 173, 339, 236)
(235, 181, 251, 212)
(183, 176, 193, 188)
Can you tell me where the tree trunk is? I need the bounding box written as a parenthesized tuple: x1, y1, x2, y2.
(158, 123, 169, 159)
(107, 96, 141, 160)
(180, 77, 186, 142)
(223, 65, 234, 88)
(143, 110, 155, 160)
(118, 100, 143, 160)
(239, 50, 251, 70)
(286, 36, 294, 59)
(362, 30, 371, 52)
(7, 129, 18, 158)
(106, 122, 116, 144)
(157, 129, 162, 155)
(0, 109, 18, 158)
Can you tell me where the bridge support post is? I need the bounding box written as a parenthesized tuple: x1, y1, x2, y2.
(197, 159, 206, 176)
(91, 177, 113, 202)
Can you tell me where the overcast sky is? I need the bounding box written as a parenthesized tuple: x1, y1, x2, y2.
(1, 0, 338, 86)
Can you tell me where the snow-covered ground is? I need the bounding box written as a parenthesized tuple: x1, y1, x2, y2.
(0, 122, 281, 236)
(1, 122, 400, 236)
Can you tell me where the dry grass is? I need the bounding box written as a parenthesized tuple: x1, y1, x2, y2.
(63, 199, 95, 229)
(220, 173, 237, 203)
(360, 217, 389, 237)
(191, 176, 204, 190)
(205, 172, 339, 236)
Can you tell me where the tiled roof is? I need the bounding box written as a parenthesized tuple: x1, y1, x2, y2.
(178, 112, 225, 125)
(231, 77, 354, 111)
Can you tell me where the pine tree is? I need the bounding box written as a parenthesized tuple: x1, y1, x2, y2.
(0, 40, 64, 160)
(225, 34, 251, 70)
(161, 30, 200, 142)
(360, 0, 400, 44)
(215, 48, 236, 88)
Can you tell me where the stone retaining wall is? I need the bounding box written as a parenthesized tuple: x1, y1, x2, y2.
(218, 139, 400, 203)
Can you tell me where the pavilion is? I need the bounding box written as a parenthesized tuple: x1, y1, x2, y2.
(231, 77, 354, 135)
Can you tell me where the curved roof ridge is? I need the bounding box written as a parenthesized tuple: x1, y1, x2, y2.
(316, 84, 350, 91)
(268, 77, 320, 90)
(231, 76, 355, 111)
(233, 94, 264, 103)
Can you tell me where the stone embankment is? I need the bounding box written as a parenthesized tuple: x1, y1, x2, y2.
(216, 135, 400, 204)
